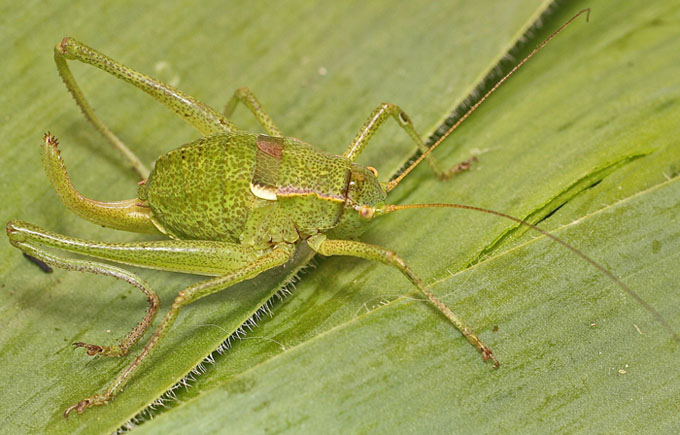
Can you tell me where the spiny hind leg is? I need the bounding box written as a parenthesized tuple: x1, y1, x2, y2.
(343, 102, 476, 179)
(7, 220, 262, 277)
(223, 87, 282, 136)
(7, 219, 270, 357)
(55, 38, 235, 178)
(7, 224, 159, 358)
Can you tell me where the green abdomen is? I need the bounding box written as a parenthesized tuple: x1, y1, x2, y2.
(146, 133, 258, 241)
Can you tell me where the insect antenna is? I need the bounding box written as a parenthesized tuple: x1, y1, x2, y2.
(378, 202, 680, 343)
(386, 8, 591, 192)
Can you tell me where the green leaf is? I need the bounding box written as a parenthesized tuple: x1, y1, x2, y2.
(1, 0, 678, 433)
(139, 179, 680, 434)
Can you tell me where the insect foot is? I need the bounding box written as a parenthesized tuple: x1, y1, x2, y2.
(73, 342, 104, 356)
(439, 155, 478, 180)
(480, 344, 499, 368)
(73, 341, 124, 357)
(64, 394, 108, 418)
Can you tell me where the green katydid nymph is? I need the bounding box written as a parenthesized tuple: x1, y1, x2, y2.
(7, 9, 674, 417)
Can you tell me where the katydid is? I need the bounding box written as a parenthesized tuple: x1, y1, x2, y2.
(6, 9, 673, 418)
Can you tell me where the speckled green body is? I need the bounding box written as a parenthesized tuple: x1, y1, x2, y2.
(140, 132, 386, 249)
(6, 36, 506, 417)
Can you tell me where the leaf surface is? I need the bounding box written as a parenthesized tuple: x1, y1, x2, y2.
(1, 0, 678, 433)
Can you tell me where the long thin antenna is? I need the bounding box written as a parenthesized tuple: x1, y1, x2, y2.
(381, 203, 680, 343)
(386, 8, 591, 192)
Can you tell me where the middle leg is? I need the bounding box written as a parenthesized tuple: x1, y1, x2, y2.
(64, 243, 295, 416)
(223, 87, 282, 136)
(307, 234, 498, 367)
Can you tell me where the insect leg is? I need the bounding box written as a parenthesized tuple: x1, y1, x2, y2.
(308, 235, 498, 367)
(7, 218, 275, 359)
(41, 133, 159, 234)
(223, 87, 282, 136)
(7, 224, 159, 359)
(7, 220, 263, 277)
(63, 244, 295, 417)
(343, 102, 475, 179)
(54, 38, 235, 178)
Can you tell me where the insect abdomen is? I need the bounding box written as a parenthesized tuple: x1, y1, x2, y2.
(146, 133, 258, 241)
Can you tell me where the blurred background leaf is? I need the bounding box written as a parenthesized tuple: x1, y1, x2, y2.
(1, 0, 678, 433)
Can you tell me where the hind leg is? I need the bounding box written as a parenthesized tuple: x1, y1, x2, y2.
(55, 37, 236, 178)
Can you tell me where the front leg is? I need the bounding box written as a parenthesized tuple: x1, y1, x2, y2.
(343, 102, 476, 180)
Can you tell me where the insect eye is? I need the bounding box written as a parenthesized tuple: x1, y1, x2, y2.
(367, 166, 379, 177)
(358, 205, 374, 220)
